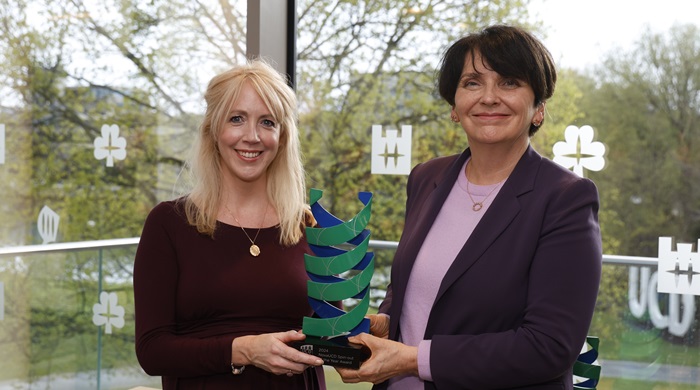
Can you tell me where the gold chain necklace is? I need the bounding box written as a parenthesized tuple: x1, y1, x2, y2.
(224, 203, 269, 257)
(465, 162, 502, 212)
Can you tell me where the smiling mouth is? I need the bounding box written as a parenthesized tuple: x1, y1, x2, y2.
(237, 150, 262, 158)
(475, 113, 508, 118)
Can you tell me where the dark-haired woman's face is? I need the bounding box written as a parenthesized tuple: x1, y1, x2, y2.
(451, 53, 543, 147)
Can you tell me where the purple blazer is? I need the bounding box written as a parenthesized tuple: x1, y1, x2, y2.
(377, 146, 602, 390)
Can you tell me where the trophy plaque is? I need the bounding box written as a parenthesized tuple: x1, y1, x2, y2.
(292, 188, 374, 368)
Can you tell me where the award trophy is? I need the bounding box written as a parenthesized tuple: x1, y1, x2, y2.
(292, 188, 374, 368)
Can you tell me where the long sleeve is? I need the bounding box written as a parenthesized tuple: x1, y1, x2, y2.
(133, 202, 232, 377)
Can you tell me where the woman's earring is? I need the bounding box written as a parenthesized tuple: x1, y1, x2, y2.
(533, 114, 543, 127)
(451, 115, 459, 122)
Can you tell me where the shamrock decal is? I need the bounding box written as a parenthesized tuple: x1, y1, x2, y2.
(94, 124, 127, 167)
(92, 291, 125, 334)
(553, 125, 606, 177)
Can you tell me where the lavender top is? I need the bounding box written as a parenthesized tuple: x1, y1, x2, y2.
(388, 159, 506, 389)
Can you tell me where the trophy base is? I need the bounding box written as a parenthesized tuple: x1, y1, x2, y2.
(292, 336, 370, 369)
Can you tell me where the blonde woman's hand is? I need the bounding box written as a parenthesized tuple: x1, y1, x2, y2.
(231, 330, 323, 376)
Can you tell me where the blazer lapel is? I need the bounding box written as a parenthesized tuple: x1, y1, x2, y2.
(433, 146, 542, 305)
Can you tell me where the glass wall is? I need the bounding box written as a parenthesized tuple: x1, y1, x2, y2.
(1, 0, 699, 389)
(0, 241, 159, 388)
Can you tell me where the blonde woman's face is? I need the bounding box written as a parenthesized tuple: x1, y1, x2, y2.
(217, 81, 280, 187)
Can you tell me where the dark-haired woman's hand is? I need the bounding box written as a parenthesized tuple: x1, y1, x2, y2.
(368, 313, 390, 339)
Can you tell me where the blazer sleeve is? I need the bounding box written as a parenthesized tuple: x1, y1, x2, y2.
(429, 177, 602, 389)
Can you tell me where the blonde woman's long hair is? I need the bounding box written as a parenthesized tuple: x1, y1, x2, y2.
(184, 59, 307, 246)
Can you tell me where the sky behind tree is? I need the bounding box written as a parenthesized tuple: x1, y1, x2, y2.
(530, 0, 700, 70)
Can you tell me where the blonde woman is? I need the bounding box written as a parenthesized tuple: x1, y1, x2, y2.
(134, 59, 326, 389)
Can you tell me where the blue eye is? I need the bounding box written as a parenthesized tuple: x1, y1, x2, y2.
(229, 115, 243, 123)
(261, 119, 276, 127)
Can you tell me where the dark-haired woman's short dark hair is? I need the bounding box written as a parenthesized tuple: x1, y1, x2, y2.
(437, 25, 557, 135)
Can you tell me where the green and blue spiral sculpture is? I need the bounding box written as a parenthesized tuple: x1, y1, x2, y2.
(573, 336, 601, 390)
(301, 188, 374, 338)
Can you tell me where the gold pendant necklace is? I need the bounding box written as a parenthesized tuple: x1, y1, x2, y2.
(224, 203, 269, 257)
(465, 179, 500, 211)
(465, 161, 502, 212)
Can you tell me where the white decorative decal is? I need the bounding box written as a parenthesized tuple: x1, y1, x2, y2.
(0, 282, 4, 321)
(0, 123, 5, 165)
(629, 266, 695, 337)
(657, 237, 700, 296)
(94, 124, 127, 167)
(371, 125, 412, 175)
(37, 205, 60, 244)
(92, 291, 125, 334)
(552, 125, 605, 177)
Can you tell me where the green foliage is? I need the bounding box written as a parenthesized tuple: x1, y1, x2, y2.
(573, 24, 700, 347)
(532, 68, 589, 157)
(579, 24, 700, 256)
